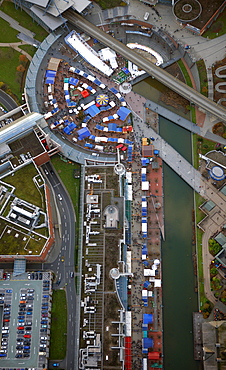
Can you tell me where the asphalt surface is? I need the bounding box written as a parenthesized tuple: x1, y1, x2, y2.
(0, 90, 17, 111)
(65, 10, 226, 123)
(41, 163, 77, 370)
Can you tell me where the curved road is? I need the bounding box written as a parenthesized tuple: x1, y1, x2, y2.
(65, 10, 226, 123)
(42, 162, 77, 370)
(0, 90, 17, 111)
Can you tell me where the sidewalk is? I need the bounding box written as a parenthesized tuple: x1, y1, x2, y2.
(0, 41, 32, 60)
(0, 10, 35, 38)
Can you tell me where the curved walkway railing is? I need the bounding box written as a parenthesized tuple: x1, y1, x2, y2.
(25, 32, 62, 113)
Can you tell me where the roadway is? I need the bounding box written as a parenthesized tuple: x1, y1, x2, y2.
(0, 90, 17, 111)
(41, 162, 77, 370)
(65, 10, 226, 124)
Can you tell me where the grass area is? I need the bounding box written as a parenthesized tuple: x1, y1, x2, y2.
(192, 134, 216, 169)
(177, 59, 193, 88)
(49, 290, 67, 360)
(3, 163, 44, 209)
(203, 8, 226, 39)
(94, 0, 127, 10)
(0, 1, 48, 42)
(196, 59, 208, 97)
(20, 44, 37, 57)
(0, 18, 19, 42)
(0, 218, 46, 255)
(0, 47, 23, 101)
(191, 105, 196, 123)
(51, 155, 80, 225)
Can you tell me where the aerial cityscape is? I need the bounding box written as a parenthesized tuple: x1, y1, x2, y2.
(0, 0, 225, 369)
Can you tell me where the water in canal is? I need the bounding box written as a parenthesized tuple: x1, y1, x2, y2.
(133, 81, 200, 369)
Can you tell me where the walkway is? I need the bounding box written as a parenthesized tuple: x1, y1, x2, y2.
(0, 41, 32, 60)
(0, 10, 35, 38)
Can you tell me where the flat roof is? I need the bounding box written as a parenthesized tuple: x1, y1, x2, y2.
(30, 5, 67, 30)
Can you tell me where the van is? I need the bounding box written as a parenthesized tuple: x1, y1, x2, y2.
(144, 12, 149, 21)
(2, 330, 9, 334)
(91, 153, 99, 157)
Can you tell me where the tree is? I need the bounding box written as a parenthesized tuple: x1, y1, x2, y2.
(19, 54, 28, 63)
(209, 238, 222, 256)
(210, 267, 218, 276)
(16, 65, 25, 73)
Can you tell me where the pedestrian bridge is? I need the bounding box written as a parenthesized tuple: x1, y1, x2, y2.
(151, 131, 202, 194)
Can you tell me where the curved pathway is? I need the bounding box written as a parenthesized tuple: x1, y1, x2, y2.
(0, 41, 32, 61)
(215, 82, 226, 94)
(215, 65, 226, 78)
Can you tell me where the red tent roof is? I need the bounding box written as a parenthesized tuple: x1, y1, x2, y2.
(148, 351, 160, 360)
(81, 90, 89, 98)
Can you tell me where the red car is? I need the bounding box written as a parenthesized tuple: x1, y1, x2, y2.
(24, 334, 31, 338)
(3, 319, 10, 322)
(17, 326, 24, 330)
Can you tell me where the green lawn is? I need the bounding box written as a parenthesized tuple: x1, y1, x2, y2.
(94, 0, 127, 10)
(203, 8, 226, 39)
(3, 163, 45, 209)
(0, 1, 48, 42)
(49, 290, 67, 360)
(177, 59, 193, 88)
(196, 59, 208, 97)
(0, 218, 46, 255)
(0, 17, 19, 42)
(51, 155, 80, 224)
(20, 44, 37, 57)
(0, 47, 23, 101)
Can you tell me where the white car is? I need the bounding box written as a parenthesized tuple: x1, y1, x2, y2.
(144, 12, 149, 21)
(57, 194, 62, 201)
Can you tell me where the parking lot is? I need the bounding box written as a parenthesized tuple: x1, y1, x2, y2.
(0, 271, 52, 369)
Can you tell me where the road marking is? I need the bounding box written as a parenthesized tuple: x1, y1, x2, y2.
(15, 293, 17, 300)
(11, 345, 13, 353)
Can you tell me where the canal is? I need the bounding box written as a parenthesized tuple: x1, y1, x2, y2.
(133, 81, 200, 369)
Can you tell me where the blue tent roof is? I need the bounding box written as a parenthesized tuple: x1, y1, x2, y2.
(108, 123, 117, 131)
(89, 135, 96, 140)
(143, 338, 154, 349)
(45, 70, 56, 78)
(143, 314, 153, 324)
(68, 122, 77, 130)
(117, 107, 131, 121)
(94, 79, 101, 86)
(86, 105, 100, 117)
(85, 143, 94, 148)
(45, 77, 55, 84)
(110, 87, 119, 94)
(63, 126, 71, 135)
(77, 127, 91, 140)
(69, 77, 79, 85)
